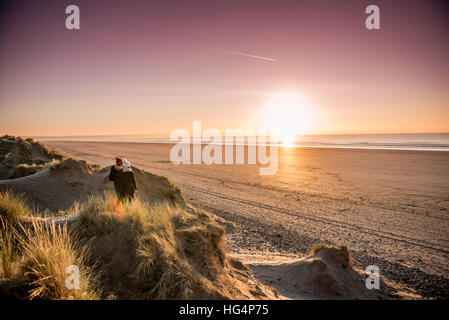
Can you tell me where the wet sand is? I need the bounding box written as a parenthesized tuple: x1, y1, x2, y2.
(46, 141, 449, 298)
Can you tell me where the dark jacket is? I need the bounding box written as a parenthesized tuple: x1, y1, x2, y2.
(109, 166, 137, 200)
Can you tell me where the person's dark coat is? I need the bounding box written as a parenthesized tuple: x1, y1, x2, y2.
(109, 165, 137, 201)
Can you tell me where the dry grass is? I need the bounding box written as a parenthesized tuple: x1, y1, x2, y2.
(310, 244, 353, 268)
(0, 190, 30, 224)
(310, 242, 328, 254)
(0, 218, 21, 278)
(19, 220, 100, 300)
(135, 230, 196, 299)
(72, 193, 226, 299)
(78, 193, 116, 222)
(128, 202, 228, 299)
(1, 191, 272, 300)
(131, 203, 206, 299)
(76, 193, 182, 235)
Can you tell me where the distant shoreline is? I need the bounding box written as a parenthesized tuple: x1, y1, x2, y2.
(37, 139, 449, 152)
(32, 132, 449, 152)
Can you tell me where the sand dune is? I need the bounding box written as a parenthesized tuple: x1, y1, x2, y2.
(0, 135, 66, 180)
(246, 246, 386, 300)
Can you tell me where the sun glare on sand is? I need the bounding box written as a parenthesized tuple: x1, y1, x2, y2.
(262, 92, 313, 146)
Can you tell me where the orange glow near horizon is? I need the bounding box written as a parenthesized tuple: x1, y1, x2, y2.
(261, 92, 316, 144)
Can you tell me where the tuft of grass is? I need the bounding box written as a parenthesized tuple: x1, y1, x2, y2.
(20, 220, 100, 300)
(76, 193, 183, 234)
(121, 198, 152, 227)
(0, 218, 21, 278)
(336, 244, 353, 267)
(129, 202, 225, 299)
(57, 201, 80, 217)
(0, 190, 30, 224)
(78, 193, 116, 222)
(310, 242, 327, 254)
(124, 200, 182, 231)
(135, 230, 194, 299)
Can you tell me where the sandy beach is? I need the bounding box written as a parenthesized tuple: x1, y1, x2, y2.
(45, 141, 449, 298)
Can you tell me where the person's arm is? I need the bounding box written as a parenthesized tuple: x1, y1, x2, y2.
(131, 172, 137, 190)
(109, 166, 115, 181)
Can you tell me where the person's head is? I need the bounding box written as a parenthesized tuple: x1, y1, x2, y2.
(115, 157, 123, 166)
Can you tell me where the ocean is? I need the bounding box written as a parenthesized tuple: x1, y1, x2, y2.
(294, 133, 449, 151)
(36, 133, 449, 152)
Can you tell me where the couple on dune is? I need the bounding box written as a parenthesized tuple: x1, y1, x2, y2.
(109, 157, 137, 202)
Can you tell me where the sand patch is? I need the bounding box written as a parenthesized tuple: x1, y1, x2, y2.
(239, 246, 391, 300)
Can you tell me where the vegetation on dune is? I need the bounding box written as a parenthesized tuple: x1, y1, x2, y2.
(0, 218, 20, 278)
(0, 191, 101, 299)
(0, 190, 30, 224)
(19, 221, 100, 300)
(309, 243, 352, 266)
(49, 157, 99, 175)
(0, 136, 66, 164)
(74, 193, 229, 299)
(0, 191, 28, 278)
(0, 135, 67, 179)
(0, 189, 271, 300)
(310, 242, 327, 254)
(0, 190, 99, 299)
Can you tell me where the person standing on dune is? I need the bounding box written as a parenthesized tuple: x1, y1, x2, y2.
(109, 157, 137, 202)
(121, 159, 137, 200)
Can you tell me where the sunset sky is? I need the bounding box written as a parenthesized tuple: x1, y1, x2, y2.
(0, 0, 448, 137)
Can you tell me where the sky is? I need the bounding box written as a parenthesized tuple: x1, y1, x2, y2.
(0, 0, 448, 137)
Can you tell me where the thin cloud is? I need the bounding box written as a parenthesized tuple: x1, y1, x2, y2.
(209, 47, 276, 62)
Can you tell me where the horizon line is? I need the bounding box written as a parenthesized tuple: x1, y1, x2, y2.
(8, 131, 449, 139)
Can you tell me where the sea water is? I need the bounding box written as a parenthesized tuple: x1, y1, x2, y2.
(36, 133, 449, 152)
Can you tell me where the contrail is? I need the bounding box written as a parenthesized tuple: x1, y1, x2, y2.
(210, 47, 276, 62)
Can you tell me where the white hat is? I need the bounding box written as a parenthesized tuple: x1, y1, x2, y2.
(123, 159, 131, 172)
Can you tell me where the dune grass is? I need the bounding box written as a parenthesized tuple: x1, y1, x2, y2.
(19, 220, 100, 300)
(76, 192, 183, 235)
(72, 193, 225, 299)
(310, 242, 328, 254)
(0, 192, 101, 299)
(0, 191, 248, 299)
(0, 218, 20, 278)
(0, 190, 30, 224)
(78, 193, 116, 222)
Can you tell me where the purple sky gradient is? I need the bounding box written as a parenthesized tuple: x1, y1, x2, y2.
(1, 0, 448, 136)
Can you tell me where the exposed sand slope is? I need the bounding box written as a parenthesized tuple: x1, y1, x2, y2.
(244, 246, 386, 300)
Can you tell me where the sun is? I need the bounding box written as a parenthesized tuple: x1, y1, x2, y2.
(261, 92, 313, 145)
(279, 131, 297, 146)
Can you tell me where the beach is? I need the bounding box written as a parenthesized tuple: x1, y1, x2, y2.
(45, 141, 449, 298)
